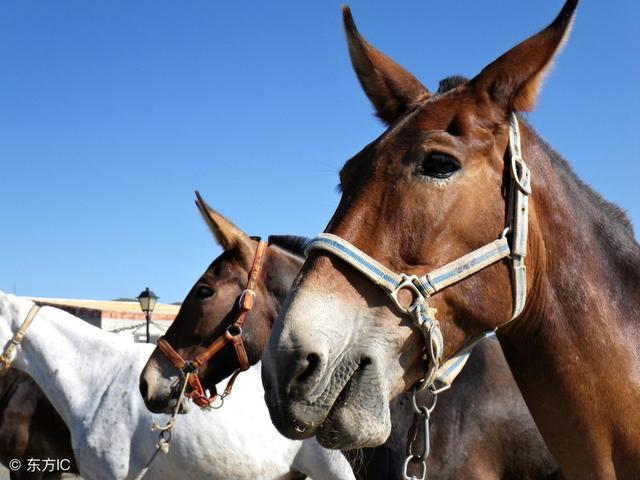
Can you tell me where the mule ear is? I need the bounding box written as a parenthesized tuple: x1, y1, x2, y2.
(194, 191, 251, 252)
(470, 0, 578, 112)
(342, 5, 430, 125)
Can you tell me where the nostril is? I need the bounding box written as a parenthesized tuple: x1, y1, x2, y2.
(359, 357, 372, 369)
(139, 378, 149, 400)
(295, 352, 321, 385)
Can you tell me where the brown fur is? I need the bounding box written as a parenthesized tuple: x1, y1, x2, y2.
(264, 1, 640, 477)
(0, 370, 77, 479)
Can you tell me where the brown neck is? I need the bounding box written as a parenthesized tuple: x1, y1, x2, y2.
(496, 124, 640, 478)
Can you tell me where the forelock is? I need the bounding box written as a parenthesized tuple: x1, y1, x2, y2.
(436, 76, 469, 94)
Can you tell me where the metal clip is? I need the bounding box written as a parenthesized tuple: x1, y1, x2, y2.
(402, 455, 426, 480)
(403, 386, 437, 480)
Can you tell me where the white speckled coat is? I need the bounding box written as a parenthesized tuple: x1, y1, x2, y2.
(0, 293, 354, 480)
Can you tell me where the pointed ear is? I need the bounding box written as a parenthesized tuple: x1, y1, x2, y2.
(342, 6, 430, 125)
(470, 0, 578, 112)
(194, 191, 252, 253)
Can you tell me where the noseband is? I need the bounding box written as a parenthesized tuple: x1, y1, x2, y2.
(157, 240, 268, 408)
(305, 113, 530, 394)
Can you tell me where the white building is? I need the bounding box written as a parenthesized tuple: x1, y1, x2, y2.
(28, 297, 179, 343)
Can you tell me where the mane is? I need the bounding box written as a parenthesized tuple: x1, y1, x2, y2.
(268, 235, 309, 258)
(437, 75, 468, 94)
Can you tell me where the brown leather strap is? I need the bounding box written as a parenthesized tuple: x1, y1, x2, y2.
(187, 373, 212, 407)
(230, 333, 250, 371)
(192, 330, 233, 368)
(157, 337, 190, 371)
(236, 240, 268, 325)
(221, 369, 243, 397)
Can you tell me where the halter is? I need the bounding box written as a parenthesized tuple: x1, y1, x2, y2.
(305, 114, 530, 480)
(157, 240, 268, 408)
(0, 303, 40, 371)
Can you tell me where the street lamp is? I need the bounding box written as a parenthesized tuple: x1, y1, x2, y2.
(137, 287, 158, 343)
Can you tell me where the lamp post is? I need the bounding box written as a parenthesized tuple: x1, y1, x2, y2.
(137, 287, 158, 343)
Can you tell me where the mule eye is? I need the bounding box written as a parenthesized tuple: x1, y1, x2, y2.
(418, 153, 460, 179)
(196, 286, 214, 300)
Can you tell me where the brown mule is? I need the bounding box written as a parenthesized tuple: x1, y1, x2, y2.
(0, 369, 77, 479)
(139, 194, 558, 479)
(262, 1, 640, 478)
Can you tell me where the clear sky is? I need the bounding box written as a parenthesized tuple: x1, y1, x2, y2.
(1, 1, 638, 303)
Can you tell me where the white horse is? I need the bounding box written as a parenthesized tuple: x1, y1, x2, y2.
(0, 292, 354, 480)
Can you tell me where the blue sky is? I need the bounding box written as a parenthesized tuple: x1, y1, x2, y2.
(1, 1, 638, 302)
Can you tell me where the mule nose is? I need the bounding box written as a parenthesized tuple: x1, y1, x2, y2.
(139, 374, 167, 413)
(139, 358, 178, 414)
(263, 339, 330, 404)
(291, 352, 324, 394)
(139, 376, 149, 401)
(262, 345, 331, 439)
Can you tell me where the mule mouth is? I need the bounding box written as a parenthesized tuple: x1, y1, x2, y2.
(143, 377, 196, 415)
(144, 395, 179, 415)
(283, 356, 390, 449)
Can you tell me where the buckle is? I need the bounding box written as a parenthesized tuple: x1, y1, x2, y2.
(0, 356, 10, 371)
(238, 289, 256, 310)
(388, 274, 426, 315)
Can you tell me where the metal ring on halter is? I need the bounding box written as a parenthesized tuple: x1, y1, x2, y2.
(411, 385, 438, 416)
(225, 323, 242, 338)
(388, 274, 426, 314)
(402, 454, 427, 480)
(180, 360, 198, 375)
(209, 395, 224, 409)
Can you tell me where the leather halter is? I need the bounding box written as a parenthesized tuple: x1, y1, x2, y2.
(157, 240, 268, 408)
(305, 113, 531, 394)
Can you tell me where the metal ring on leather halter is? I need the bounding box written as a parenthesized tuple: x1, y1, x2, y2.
(225, 324, 242, 338)
(388, 274, 426, 314)
(180, 360, 198, 374)
(411, 385, 437, 416)
(238, 289, 256, 309)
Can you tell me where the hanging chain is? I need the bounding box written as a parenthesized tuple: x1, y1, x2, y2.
(403, 387, 437, 480)
(402, 302, 441, 480)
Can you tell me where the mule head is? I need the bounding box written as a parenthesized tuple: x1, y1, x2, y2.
(263, 1, 578, 449)
(139, 193, 303, 413)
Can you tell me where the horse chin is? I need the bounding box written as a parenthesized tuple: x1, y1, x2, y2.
(144, 395, 179, 415)
(284, 356, 391, 449)
(316, 394, 391, 450)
